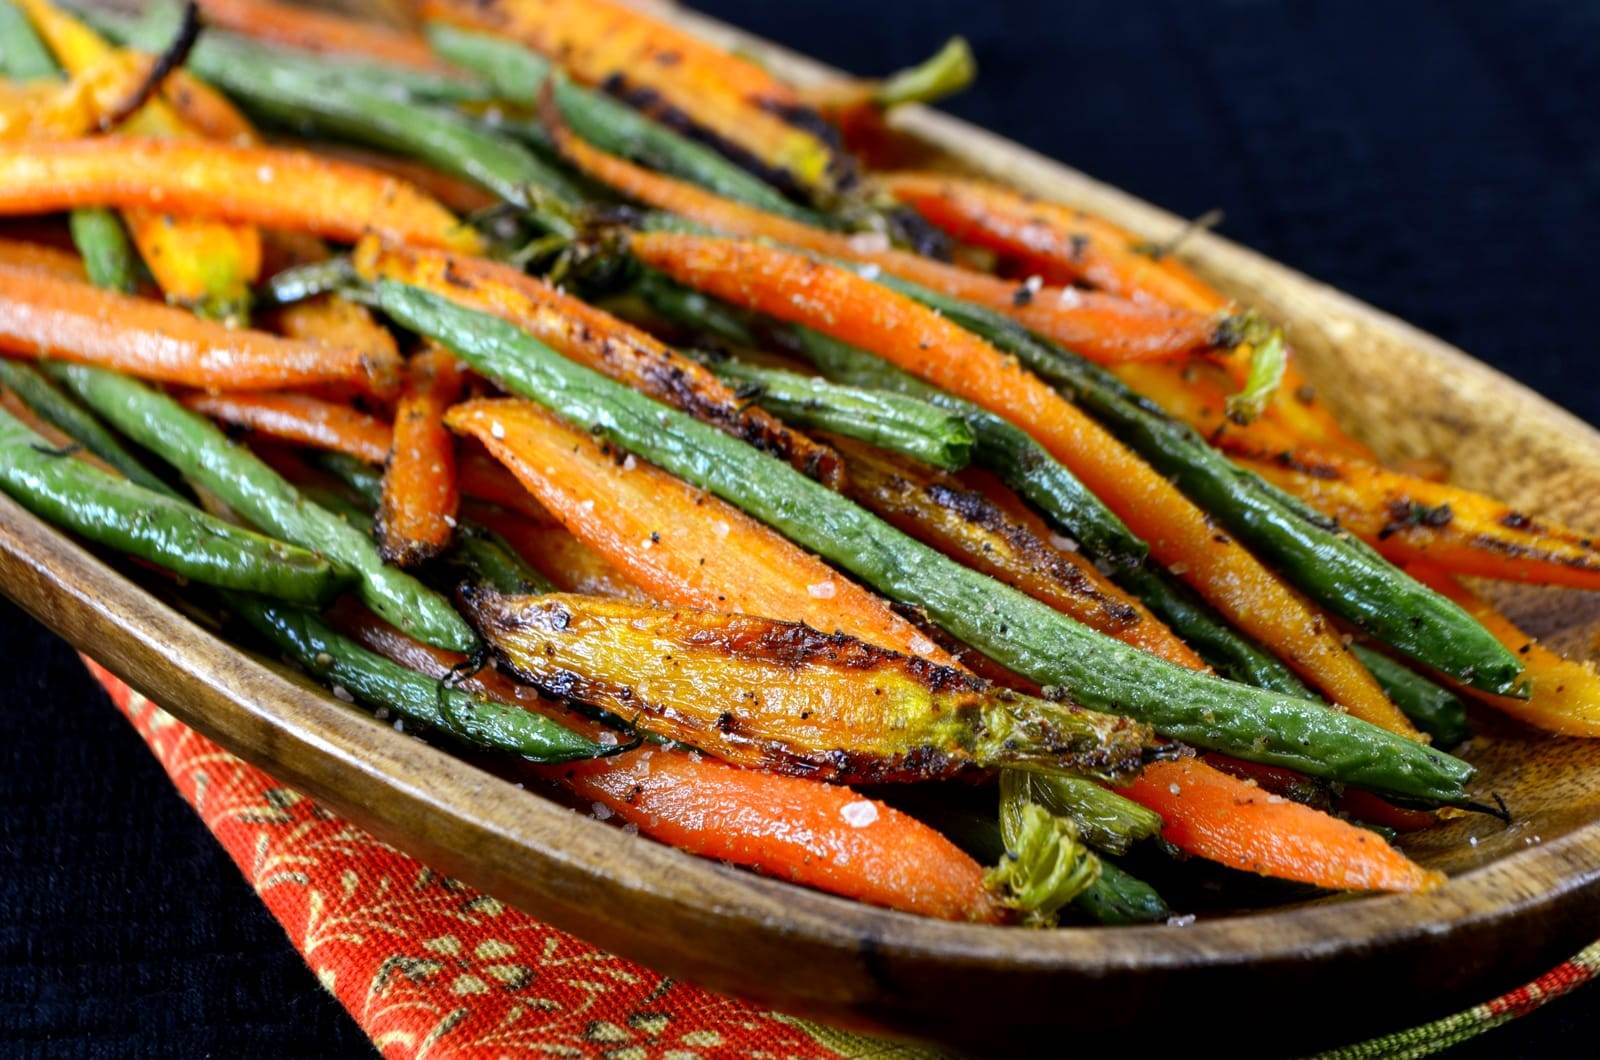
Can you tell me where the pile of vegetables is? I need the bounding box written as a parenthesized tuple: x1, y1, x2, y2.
(1, 0, 1595, 926)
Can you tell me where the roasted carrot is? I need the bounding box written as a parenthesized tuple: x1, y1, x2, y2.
(0, 236, 86, 280)
(378, 346, 464, 566)
(465, 501, 649, 601)
(1407, 563, 1600, 737)
(196, 0, 450, 71)
(19, 0, 262, 320)
(425, 0, 846, 200)
(455, 449, 550, 523)
(882, 171, 1227, 314)
(539, 98, 1217, 364)
(1122, 757, 1443, 892)
(554, 748, 1003, 920)
(272, 294, 404, 401)
(873, 170, 1375, 451)
(299, 141, 499, 214)
(830, 435, 1207, 670)
(445, 396, 952, 663)
(1236, 447, 1600, 591)
(0, 263, 395, 395)
(182, 391, 393, 464)
(467, 590, 1152, 784)
(331, 602, 1002, 922)
(352, 238, 845, 486)
(628, 231, 1415, 732)
(0, 138, 483, 253)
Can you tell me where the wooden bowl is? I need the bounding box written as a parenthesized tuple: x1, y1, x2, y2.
(6, 4, 1600, 1052)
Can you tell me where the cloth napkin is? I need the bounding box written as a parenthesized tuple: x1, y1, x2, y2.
(81, 657, 1598, 1059)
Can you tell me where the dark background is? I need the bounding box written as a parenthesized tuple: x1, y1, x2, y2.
(3, 1, 1597, 1055)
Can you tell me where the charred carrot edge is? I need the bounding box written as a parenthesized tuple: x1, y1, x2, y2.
(330, 602, 1002, 922)
(19, 0, 262, 320)
(1408, 562, 1600, 737)
(1122, 757, 1444, 892)
(0, 138, 483, 253)
(881, 171, 1226, 314)
(1236, 447, 1600, 591)
(351, 238, 846, 487)
(445, 396, 952, 664)
(627, 231, 1415, 733)
(830, 434, 1207, 670)
(0, 263, 396, 395)
(465, 501, 649, 601)
(182, 391, 393, 464)
(197, 0, 451, 71)
(378, 346, 464, 566)
(538, 99, 1215, 363)
(426, 0, 844, 198)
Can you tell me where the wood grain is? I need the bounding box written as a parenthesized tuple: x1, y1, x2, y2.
(3, 2, 1600, 1051)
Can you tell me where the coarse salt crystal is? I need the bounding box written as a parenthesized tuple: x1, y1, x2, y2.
(622, 454, 638, 471)
(1024, 274, 1043, 293)
(712, 520, 731, 539)
(1048, 533, 1079, 552)
(848, 232, 890, 254)
(591, 802, 613, 821)
(393, 717, 405, 732)
(598, 731, 619, 746)
(909, 635, 936, 656)
(859, 263, 882, 280)
(839, 800, 879, 828)
(331, 684, 354, 703)
(580, 499, 595, 512)
(443, 515, 457, 528)
(807, 579, 837, 599)
(1168, 783, 1181, 796)
(640, 536, 654, 549)
(1057, 286, 1083, 307)
(622, 822, 639, 836)
(489, 421, 506, 440)
(1166, 914, 1197, 927)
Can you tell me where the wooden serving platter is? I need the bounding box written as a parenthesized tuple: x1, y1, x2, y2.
(6, 3, 1600, 1052)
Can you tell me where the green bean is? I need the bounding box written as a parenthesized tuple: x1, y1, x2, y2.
(372, 280, 1481, 806)
(708, 357, 974, 470)
(0, 0, 54, 79)
(1074, 860, 1170, 925)
(865, 268, 1524, 697)
(231, 597, 609, 763)
(0, 407, 346, 603)
(424, 24, 823, 224)
(1116, 564, 1312, 696)
(86, 7, 582, 227)
(1353, 645, 1470, 747)
(636, 271, 1145, 566)
(84, 2, 492, 101)
(1008, 771, 1162, 857)
(0, 360, 174, 497)
(49, 364, 477, 652)
(67, 210, 139, 294)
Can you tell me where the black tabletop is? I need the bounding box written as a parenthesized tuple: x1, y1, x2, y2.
(2, 2, 1596, 1056)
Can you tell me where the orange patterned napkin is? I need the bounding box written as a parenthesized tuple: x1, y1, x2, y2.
(82, 656, 1597, 1058)
(81, 657, 922, 1059)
